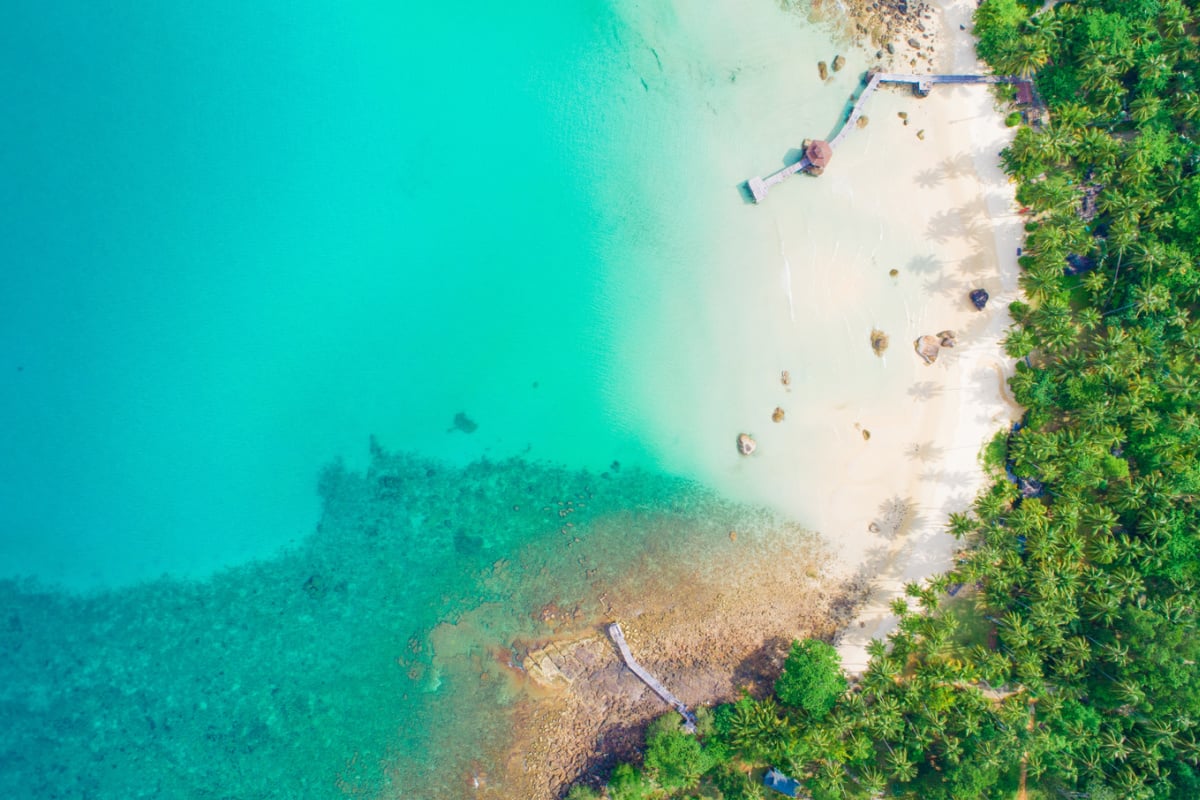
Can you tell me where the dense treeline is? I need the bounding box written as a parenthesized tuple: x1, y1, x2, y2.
(569, 0, 1200, 797)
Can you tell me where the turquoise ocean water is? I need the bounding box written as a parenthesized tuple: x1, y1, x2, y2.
(0, 1, 857, 796)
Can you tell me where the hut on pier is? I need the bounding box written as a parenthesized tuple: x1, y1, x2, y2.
(803, 139, 833, 176)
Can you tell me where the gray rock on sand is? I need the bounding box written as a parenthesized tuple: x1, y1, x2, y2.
(915, 335, 941, 365)
(737, 433, 757, 456)
(937, 330, 957, 348)
(908, 37, 922, 49)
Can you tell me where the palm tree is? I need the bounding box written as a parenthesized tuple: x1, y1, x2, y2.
(886, 747, 917, 782)
(1159, 0, 1193, 40)
(1130, 92, 1163, 126)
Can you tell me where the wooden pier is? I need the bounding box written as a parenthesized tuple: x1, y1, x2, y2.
(746, 72, 1027, 203)
(608, 622, 698, 733)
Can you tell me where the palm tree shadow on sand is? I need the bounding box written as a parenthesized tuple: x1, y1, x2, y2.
(869, 496, 922, 540)
(906, 253, 943, 275)
(908, 380, 943, 402)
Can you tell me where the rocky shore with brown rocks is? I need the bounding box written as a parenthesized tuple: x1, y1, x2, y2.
(479, 531, 868, 799)
(806, 0, 942, 72)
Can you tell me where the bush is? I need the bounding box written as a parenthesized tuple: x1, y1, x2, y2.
(774, 639, 847, 720)
(644, 714, 708, 792)
(983, 429, 1010, 474)
(608, 763, 654, 800)
(1005, 111, 1022, 127)
(1101, 454, 1129, 480)
(565, 784, 601, 800)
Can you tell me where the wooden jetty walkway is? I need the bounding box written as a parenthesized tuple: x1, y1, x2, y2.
(608, 622, 698, 733)
(746, 72, 1026, 203)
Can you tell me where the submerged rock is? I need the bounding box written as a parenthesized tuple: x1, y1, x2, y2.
(737, 433, 757, 456)
(870, 328, 889, 356)
(772, 407, 785, 423)
(970, 288, 989, 310)
(449, 412, 478, 434)
(915, 335, 940, 365)
(780, 370, 791, 388)
(818, 60, 828, 80)
(832, 54, 846, 72)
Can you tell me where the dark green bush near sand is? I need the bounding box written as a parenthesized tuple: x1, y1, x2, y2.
(590, 0, 1200, 797)
(773, 639, 846, 721)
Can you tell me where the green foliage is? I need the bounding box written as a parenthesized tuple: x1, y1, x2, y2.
(607, 763, 655, 800)
(711, 765, 766, 800)
(774, 639, 846, 720)
(1005, 111, 1023, 127)
(974, 0, 1032, 67)
(565, 784, 601, 800)
(644, 714, 709, 793)
(714, 696, 788, 762)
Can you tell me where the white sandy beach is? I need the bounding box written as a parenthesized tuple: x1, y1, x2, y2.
(831, 0, 1024, 672)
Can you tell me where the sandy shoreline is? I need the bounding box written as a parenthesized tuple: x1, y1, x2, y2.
(832, 0, 1023, 672)
(474, 1, 1024, 795)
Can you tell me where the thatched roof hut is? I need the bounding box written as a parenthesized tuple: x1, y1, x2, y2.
(806, 139, 833, 169)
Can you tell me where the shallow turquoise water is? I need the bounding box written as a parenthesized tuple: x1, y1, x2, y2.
(0, 0, 852, 796)
(1, 0, 664, 587)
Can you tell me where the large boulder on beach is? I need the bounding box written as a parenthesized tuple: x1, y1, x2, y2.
(970, 288, 989, 310)
(737, 433, 757, 456)
(915, 335, 940, 365)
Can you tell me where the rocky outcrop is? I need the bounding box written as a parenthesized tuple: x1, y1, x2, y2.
(523, 637, 607, 689)
(970, 288, 989, 310)
(914, 335, 940, 365)
(737, 433, 757, 455)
